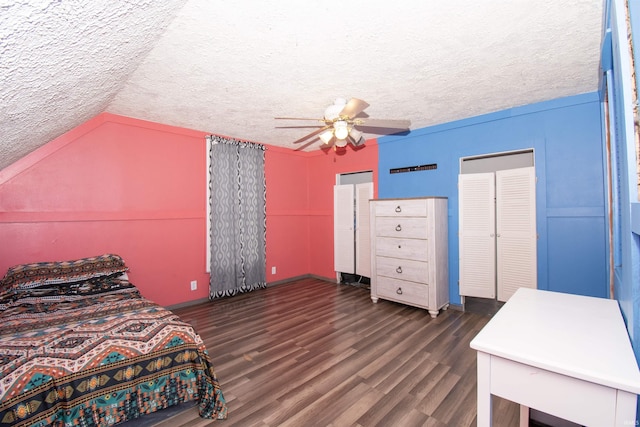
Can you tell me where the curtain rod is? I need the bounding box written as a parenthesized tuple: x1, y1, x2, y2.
(206, 134, 266, 149)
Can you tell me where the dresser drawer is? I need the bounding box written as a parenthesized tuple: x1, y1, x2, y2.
(374, 199, 428, 217)
(376, 237, 429, 262)
(376, 256, 429, 283)
(377, 276, 429, 307)
(375, 217, 428, 239)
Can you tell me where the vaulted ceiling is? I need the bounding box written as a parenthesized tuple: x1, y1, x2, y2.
(1, 0, 604, 171)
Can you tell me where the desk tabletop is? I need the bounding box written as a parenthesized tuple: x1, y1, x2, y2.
(470, 288, 640, 394)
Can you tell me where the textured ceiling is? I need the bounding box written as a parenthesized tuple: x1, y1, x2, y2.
(1, 0, 604, 171)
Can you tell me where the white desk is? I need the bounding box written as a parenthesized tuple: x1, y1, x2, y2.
(470, 288, 640, 427)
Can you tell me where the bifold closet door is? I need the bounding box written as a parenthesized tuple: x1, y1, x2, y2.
(459, 172, 496, 298)
(355, 182, 374, 277)
(459, 167, 537, 301)
(334, 184, 355, 274)
(496, 167, 537, 301)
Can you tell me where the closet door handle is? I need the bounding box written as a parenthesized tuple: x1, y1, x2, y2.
(395, 206, 402, 213)
(396, 287, 403, 295)
(396, 266, 403, 274)
(395, 224, 402, 232)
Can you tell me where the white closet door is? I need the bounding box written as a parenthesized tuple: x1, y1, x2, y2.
(496, 167, 537, 301)
(459, 173, 496, 298)
(355, 182, 373, 277)
(334, 184, 355, 274)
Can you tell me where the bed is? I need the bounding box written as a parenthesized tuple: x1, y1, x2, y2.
(0, 254, 227, 427)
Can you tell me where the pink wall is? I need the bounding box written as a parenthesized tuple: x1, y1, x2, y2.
(0, 113, 378, 306)
(264, 147, 312, 280)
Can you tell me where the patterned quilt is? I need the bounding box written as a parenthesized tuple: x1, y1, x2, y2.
(0, 255, 227, 427)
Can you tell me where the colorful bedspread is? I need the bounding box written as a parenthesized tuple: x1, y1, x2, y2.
(0, 276, 227, 427)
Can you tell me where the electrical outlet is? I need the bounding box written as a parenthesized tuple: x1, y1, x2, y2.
(271, 266, 276, 275)
(190, 280, 197, 291)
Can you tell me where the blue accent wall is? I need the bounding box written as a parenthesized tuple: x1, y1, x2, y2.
(607, 0, 640, 378)
(377, 93, 606, 305)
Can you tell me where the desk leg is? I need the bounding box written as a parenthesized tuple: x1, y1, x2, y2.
(615, 390, 637, 427)
(477, 352, 492, 427)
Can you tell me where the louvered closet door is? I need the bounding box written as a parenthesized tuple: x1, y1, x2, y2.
(355, 182, 373, 278)
(334, 184, 355, 274)
(459, 173, 496, 298)
(496, 167, 537, 301)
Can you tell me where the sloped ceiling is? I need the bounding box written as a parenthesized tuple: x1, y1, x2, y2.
(1, 0, 604, 171)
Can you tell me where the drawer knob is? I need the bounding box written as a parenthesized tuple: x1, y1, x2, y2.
(395, 224, 402, 232)
(395, 206, 402, 213)
(396, 287, 403, 295)
(398, 245, 401, 248)
(396, 266, 403, 274)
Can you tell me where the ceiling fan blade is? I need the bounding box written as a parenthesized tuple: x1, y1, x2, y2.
(291, 125, 332, 144)
(339, 98, 369, 119)
(354, 118, 411, 130)
(276, 125, 325, 129)
(275, 117, 325, 121)
(355, 126, 411, 137)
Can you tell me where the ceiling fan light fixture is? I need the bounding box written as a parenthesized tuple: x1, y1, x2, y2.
(319, 129, 334, 144)
(335, 138, 348, 148)
(334, 120, 349, 140)
(348, 127, 363, 144)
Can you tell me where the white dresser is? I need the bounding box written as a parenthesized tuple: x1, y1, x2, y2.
(369, 197, 449, 318)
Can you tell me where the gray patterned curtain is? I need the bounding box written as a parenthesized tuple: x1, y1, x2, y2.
(207, 135, 266, 300)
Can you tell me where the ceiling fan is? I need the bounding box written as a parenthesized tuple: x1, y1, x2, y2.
(275, 98, 411, 149)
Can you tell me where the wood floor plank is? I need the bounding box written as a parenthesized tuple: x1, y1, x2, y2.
(355, 384, 416, 427)
(263, 384, 323, 426)
(429, 362, 478, 424)
(373, 349, 433, 394)
(373, 394, 421, 427)
(140, 277, 523, 426)
(394, 408, 432, 427)
(276, 375, 365, 427)
(409, 362, 451, 400)
(416, 370, 462, 416)
(325, 385, 384, 427)
(445, 384, 478, 427)
(384, 356, 441, 399)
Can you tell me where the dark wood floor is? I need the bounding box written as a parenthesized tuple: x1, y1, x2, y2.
(155, 277, 521, 426)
